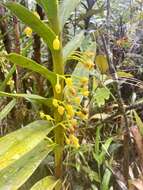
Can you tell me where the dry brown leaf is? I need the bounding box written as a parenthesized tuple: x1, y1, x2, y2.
(129, 178, 143, 190)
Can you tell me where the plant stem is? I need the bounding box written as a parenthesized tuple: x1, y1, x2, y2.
(52, 50, 64, 178)
(50, 1, 65, 179)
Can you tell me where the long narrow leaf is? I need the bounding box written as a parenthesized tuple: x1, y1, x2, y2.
(59, 0, 81, 29)
(0, 99, 16, 121)
(5, 2, 56, 50)
(36, 0, 59, 30)
(31, 176, 61, 190)
(134, 110, 143, 136)
(0, 140, 55, 190)
(0, 91, 51, 106)
(63, 31, 84, 62)
(7, 53, 56, 85)
(98, 138, 113, 165)
(100, 169, 112, 190)
(0, 120, 54, 170)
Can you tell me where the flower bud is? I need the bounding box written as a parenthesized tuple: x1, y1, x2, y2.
(53, 36, 60, 50)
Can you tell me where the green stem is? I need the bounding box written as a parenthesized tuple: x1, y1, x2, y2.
(52, 50, 64, 178)
(49, 0, 65, 180)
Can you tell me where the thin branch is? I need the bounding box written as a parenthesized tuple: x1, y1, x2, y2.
(100, 11, 130, 185)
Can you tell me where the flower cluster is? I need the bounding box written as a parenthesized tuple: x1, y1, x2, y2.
(52, 59, 94, 149)
(66, 134, 80, 149)
(62, 76, 90, 148)
(52, 99, 65, 116)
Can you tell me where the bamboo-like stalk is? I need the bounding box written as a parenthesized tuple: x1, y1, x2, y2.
(50, 1, 65, 179)
(53, 50, 64, 179)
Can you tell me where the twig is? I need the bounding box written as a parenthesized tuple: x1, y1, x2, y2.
(100, 31, 130, 186)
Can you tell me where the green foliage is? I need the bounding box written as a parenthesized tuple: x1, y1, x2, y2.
(31, 176, 61, 190)
(59, 0, 81, 29)
(0, 120, 54, 170)
(7, 53, 56, 86)
(134, 111, 143, 136)
(0, 119, 55, 189)
(82, 166, 100, 183)
(93, 127, 113, 166)
(100, 169, 112, 190)
(95, 55, 109, 74)
(0, 140, 55, 190)
(94, 87, 111, 107)
(36, 0, 59, 30)
(0, 99, 16, 121)
(63, 31, 84, 62)
(5, 2, 56, 50)
(0, 91, 51, 106)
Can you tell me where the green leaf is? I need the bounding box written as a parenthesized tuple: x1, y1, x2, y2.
(134, 111, 143, 136)
(5, 2, 55, 50)
(98, 137, 113, 165)
(0, 120, 54, 170)
(0, 99, 16, 121)
(0, 140, 55, 190)
(0, 91, 51, 106)
(95, 55, 109, 74)
(59, 0, 81, 29)
(82, 166, 100, 183)
(36, 0, 59, 30)
(117, 71, 133, 78)
(7, 53, 56, 85)
(0, 65, 16, 91)
(63, 31, 84, 62)
(31, 176, 61, 190)
(100, 169, 111, 190)
(94, 87, 110, 107)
